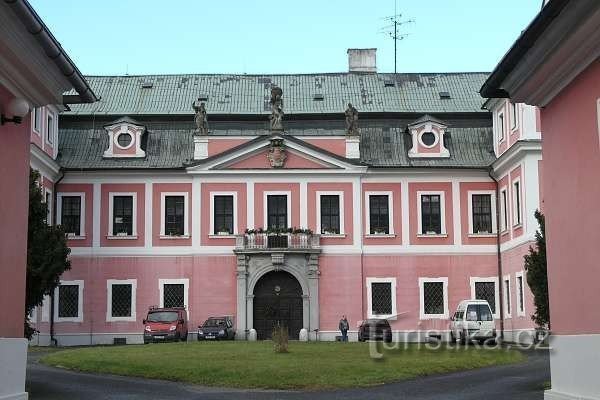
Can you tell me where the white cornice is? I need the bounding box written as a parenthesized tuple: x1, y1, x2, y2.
(30, 144, 61, 181)
(491, 140, 542, 178)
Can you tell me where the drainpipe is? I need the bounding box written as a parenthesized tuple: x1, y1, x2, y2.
(49, 171, 64, 347)
(489, 169, 505, 341)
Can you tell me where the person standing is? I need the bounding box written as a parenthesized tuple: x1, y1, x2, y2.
(339, 315, 349, 342)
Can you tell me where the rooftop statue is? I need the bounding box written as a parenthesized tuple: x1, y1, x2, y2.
(269, 86, 284, 131)
(345, 103, 359, 136)
(192, 99, 209, 135)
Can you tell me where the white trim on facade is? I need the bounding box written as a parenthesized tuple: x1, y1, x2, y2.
(56, 192, 86, 238)
(315, 191, 345, 235)
(107, 192, 138, 238)
(366, 277, 397, 320)
(263, 190, 292, 228)
(208, 191, 238, 236)
(416, 190, 447, 235)
(54, 280, 84, 323)
(158, 278, 189, 318)
(503, 274, 512, 319)
(469, 276, 500, 319)
(106, 279, 137, 322)
(499, 186, 509, 233)
(159, 192, 190, 237)
(364, 191, 394, 235)
(512, 177, 522, 227)
(418, 277, 449, 320)
(467, 190, 498, 235)
(515, 271, 526, 317)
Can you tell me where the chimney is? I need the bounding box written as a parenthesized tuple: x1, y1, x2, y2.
(347, 48, 377, 73)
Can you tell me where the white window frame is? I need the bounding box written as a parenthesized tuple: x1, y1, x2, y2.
(108, 192, 138, 238)
(417, 191, 447, 236)
(106, 279, 137, 322)
(419, 277, 449, 319)
(54, 280, 84, 323)
(498, 112, 505, 142)
(31, 107, 42, 135)
(510, 102, 518, 130)
(158, 278, 189, 318)
(503, 275, 512, 319)
(46, 112, 56, 145)
(316, 191, 345, 236)
(467, 190, 497, 236)
(44, 187, 53, 226)
(56, 192, 86, 239)
(364, 191, 394, 236)
(160, 192, 190, 238)
(470, 277, 500, 319)
(209, 191, 238, 236)
(515, 271, 526, 317)
(366, 277, 397, 320)
(263, 191, 291, 228)
(512, 178, 522, 227)
(499, 186, 508, 233)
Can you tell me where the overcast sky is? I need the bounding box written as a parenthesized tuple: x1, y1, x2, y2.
(29, 0, 542, 76)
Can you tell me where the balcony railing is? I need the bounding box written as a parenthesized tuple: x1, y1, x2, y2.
(235, 233, 320, 251)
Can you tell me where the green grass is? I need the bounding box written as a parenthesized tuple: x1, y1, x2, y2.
(40, 342, 524, 390)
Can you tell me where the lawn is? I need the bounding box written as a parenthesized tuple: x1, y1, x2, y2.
(40, 341, 524, 390)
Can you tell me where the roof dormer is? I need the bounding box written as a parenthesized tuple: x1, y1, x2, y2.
(407, 115, 450, 158)
(103, 117, 146, 158)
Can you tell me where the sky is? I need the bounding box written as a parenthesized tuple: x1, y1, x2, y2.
(29, 0, 542, 76)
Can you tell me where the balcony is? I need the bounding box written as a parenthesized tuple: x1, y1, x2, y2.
(235, 232, 320, 253)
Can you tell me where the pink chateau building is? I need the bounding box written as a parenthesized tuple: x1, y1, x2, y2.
(29, 49, 543, 346)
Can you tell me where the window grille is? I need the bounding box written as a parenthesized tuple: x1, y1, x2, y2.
(517, 276, 524, 312)
(423, 282, 444, 315)
(58, 285, 79, 318)
(475, 281, 496, 314)
(371, 282, 392, 315)
(111, 284, 132, 317)
(163, 284, 184, 308)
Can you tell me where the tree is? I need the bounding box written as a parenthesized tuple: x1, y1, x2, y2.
(25, 169, 71, 339)
(523, 210, 549, 328)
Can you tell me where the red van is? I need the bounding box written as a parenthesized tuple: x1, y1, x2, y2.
(143, 307, 188, 343)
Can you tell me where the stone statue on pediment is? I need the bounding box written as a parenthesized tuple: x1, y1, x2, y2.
(345, 103, 359, 136)
(269, 86, 284, 131)
(192, 99, 208, 135)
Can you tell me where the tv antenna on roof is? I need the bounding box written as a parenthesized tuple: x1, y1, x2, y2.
(379, 2, 414, 74)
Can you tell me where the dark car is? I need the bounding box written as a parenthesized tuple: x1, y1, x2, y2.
(197, 316, 235, 341)
(143, 307, 188, 343)
(357, 319, 393, 343)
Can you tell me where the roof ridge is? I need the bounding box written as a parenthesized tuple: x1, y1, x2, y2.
(83, 71, 491, 78)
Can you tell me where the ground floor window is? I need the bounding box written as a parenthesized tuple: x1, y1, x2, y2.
(516, 272, 525, 316)
(159, 279, 189, 313)
(366, 277, 397, 319)
(503, 275, 512, 318)
(419, 277, 448, 319)
(55, 280, 84, 322)
(107, 279, 137, 322)
(470, 277, 499, 318)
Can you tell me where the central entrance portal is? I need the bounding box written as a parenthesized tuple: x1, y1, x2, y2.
(253, 271, 303, 340)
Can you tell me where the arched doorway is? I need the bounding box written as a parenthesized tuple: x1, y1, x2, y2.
(253, 270, 303, 340)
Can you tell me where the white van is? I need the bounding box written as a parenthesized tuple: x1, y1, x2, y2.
(450, 300, 496, 344)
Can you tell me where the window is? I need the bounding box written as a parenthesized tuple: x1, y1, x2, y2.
(516, 272, 525, 316)
(419, 278, 448, 319)
(368, 195, 389, 234)
(58, 194, 84, 237)
(421, 194, 441, 234)
(420, 131, 436, 147)
(498, 113, 505, 141)
(214, 195, 234, 234)
(510, 102, 518, 129)
(366, 277, 397, 319)
(47, 114, 54, 144)
(116, 133, 132, 148)
(471, 277, 499, 317)
(107, 279, 136, 322)
(112, 196, 133, 235)
(320, 195, 340, 234)
(466, 304, 493, 322)
(54, 280, 84, 322)
(32, 107, 41, 133)
(159, 279, 189, 314)
(500, 188, 508, 232)
(472, 194, 493, 234)
(267, 194, 288, 229)
(165, 195, 185, 236)
(504, 276, 512, 318)
(513, 180, 521, 226)
(45, 190, 52, 225)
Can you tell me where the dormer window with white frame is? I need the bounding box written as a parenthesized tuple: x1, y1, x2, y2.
(103, 117, 146, 158)
(407, 115, 450, 158)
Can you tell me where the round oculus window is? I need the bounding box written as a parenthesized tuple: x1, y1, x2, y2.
(116, 133, 132, 148)
(420, 131, 436, 147)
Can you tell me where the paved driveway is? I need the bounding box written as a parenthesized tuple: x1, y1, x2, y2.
(27, 348, 549, 400)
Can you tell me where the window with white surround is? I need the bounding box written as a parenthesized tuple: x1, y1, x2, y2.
(316, 191, 344, 235)
(54, 280, 84, 322)
(468, 191, 496, 235)
(32, 107, 42, 134)
(516, 272, 525, 317)
(160, 192, 189, 237)
(419, 277, 449, 319)
(44, 188, 53, 225)
(106, 279, 137, 322)
(512, 179, 522, 226)
(210, 192, 237, 235)
(108, 192, 137, 238)
(498, 112, 505, 142)
(159, 279, 189, 317)
(366, 277, 397, 319)
(263, 191, 291, 229)
(470, 277, 500, 318)
(510, 102, 518, 130)
(503, 275, 512, 318)
(46, 113, 55, 145)
(500, 187, 508, 232)
(417, 191, 446, 235)
(365, 191, 394, 235)
(57, 192, 85, 238)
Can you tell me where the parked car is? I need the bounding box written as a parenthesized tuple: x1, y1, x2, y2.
(450, 300, 496, 344)
(143, 307, 188, 343)
(197, 316, 235, 340)
(357, 319, 392, 343)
